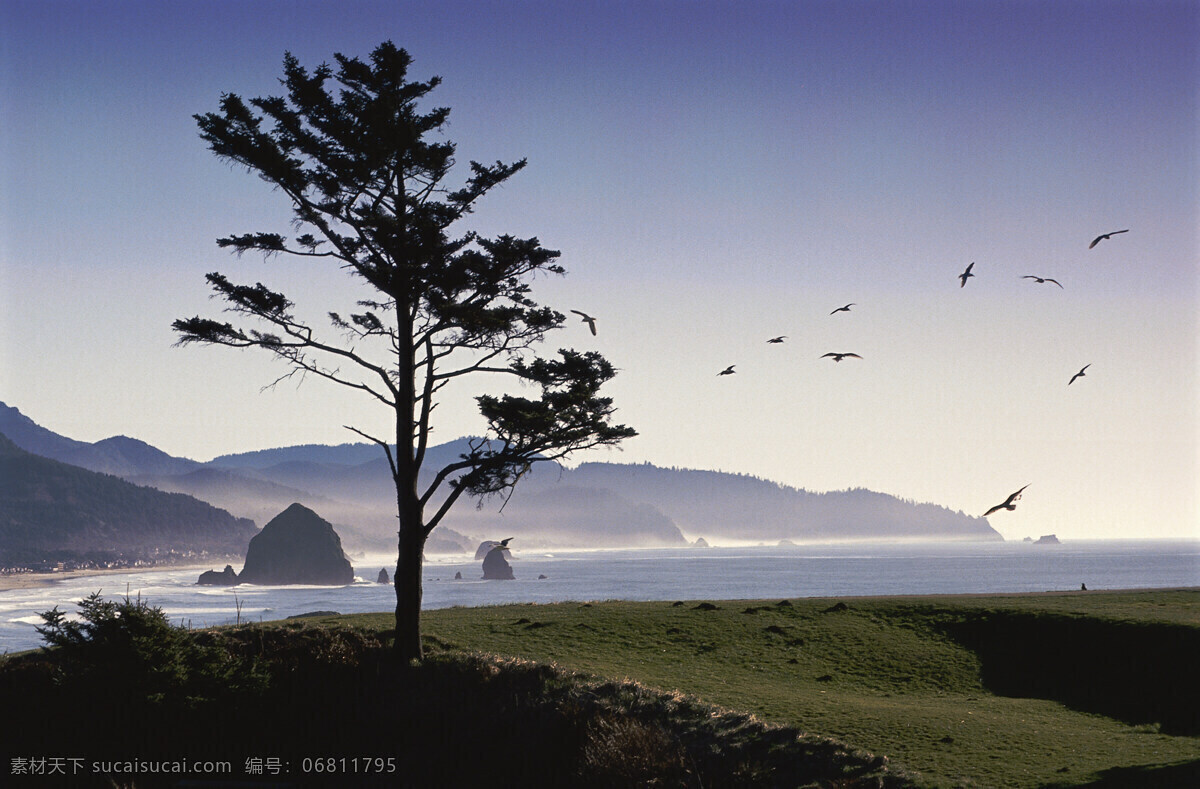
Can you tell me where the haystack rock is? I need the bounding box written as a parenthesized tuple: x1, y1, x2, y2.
(377, 568, 390, 584)
(197, 564, 239, 586)
(481, 547, 514, 580)
(237, 503, 354, 585)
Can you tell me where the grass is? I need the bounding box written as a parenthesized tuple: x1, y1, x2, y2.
(1, 605, 910, 788)
(318, 589, 1200, 788)
(4, 589, 1196, 787)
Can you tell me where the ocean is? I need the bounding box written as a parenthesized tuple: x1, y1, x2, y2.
(2, 539, 1196, 655)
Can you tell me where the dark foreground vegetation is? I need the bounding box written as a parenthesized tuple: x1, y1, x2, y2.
(0, 594, 910, 788)
(2, 590, 1197, 788)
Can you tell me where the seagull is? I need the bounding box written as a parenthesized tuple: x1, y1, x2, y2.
(830, 303, 855, 314)
(718, 365, 736, 376)
(487, 540, 514, 554)
(767, 336, 787, 344)
(475, 537, 515, 559)
(1068, 364, 1091, 385)
(983, 484, 1030, 517)
(1021, 275, 1063, 288)
(1089, 229, 1128, 249)
(821, 352, 862, 362)
(570, 310, 597, 335)
(958, 262, 975, 288)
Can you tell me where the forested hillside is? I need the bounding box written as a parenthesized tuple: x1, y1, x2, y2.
(0, 434, 256, 569)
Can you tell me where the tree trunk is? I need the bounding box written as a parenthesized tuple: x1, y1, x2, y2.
(393, 300, 424, 664)
(393, 423, 424, 663)
(393, 513, 424, 663)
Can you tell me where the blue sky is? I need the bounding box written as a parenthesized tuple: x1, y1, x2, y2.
(2, 0, 1196, 540)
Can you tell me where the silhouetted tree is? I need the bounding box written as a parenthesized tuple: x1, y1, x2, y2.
(174, 42, 635, 662)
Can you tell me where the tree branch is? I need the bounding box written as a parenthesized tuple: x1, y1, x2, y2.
(422, 482, 467, 536)
(344, 425, 398, 482)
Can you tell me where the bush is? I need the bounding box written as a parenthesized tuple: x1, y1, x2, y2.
(34, 591, 265, 708)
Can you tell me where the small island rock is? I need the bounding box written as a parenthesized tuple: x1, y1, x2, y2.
(692, 537, 710, 548)
(237, 503, 354, 586)
(481, 547, 515, 580)
(1035, 534, 1061, 545)
(377, 568, 390, 584)
(197, 564, 239, 586)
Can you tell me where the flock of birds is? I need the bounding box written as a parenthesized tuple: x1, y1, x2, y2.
(974, 230, 1125, 518)
(569, 229, 1130, 521)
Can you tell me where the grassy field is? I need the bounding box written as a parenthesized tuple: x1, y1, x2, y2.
(317, 589, 1200, 788)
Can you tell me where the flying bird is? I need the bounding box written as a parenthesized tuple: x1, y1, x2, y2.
(718, 365, 736, 376)
(983, 484, 1030, 517)
(570, 310, 597, 335)
(475, 537, 515, 560)
(830, 303, 855, 314)
(958, 262, 975, 288)
(821, 352, 862, 362)
(1068, 364, 1091, 386)
(767, 336, 787, 344)
(1088, 229, 1129, 249)
(1021, 275, 1063, 288)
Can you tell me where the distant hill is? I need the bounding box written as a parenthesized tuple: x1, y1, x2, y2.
(0, 434, 256, 567)
(212, 438, 471, 479)
(564, 463, 1001, 542)
(0, 403, 199, 477)
(433, 479, 688, 549)
(210, 442, 393, 469)
(0, 403, 1002, 551)
(220, 444, 689, 549)
(128, 466, 332, 529)
(0, 403, 86, 458)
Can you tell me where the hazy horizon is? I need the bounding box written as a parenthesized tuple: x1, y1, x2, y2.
(2, 1, 1196, 542)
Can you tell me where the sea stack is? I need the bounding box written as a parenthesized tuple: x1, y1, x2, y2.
(237, 503, 354, 585)
(481, 547, 515, 580)
(377, 568, 390, 584)
(197, 564, 239, 586)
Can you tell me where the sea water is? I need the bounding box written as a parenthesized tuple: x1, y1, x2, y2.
(2, 540, 1196, 655)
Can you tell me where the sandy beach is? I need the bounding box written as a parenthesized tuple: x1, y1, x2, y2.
(0, 564, 222, 593)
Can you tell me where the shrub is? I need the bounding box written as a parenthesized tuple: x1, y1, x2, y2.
(34, 591, 265, 707)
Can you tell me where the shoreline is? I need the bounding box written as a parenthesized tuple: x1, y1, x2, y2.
(0, 563, 229, 593)
(4, 557, 1194, 601)
(798, 585, 1200, 602)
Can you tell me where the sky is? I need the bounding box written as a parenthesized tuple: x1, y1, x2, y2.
(2, 0, 1197, 541)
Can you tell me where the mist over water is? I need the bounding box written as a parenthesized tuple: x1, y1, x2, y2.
(2, 540, 1196, 655)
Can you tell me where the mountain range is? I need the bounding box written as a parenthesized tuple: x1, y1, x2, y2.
(0, 401, 1001, 559)
(0, 432, 255, 568)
